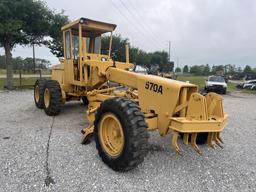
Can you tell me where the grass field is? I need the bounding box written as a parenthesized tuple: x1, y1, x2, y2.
(177, 75, 206, 89)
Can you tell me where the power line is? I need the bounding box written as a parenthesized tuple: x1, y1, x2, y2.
(168, 41, 171, 62)
(118, 0, 164, 50)
(111, 0, 163, 51)
(110, 0, 153, 49)
(126, 0, 165, 45)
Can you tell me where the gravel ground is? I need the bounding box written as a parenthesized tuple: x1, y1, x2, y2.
(0, 90, 255, 192)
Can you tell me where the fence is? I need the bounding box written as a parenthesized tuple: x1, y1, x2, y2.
(0, 69, 51, 89)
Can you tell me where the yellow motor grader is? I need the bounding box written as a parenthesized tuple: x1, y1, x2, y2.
(34, 18, 228, 171)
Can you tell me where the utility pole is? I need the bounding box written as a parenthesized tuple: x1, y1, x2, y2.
(33, 44, 36, 73)
(168, 41, 171, 62)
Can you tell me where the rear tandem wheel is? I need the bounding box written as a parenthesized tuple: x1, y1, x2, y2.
(43, 80, 62, 116)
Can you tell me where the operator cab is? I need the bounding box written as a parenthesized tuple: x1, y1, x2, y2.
(61, 18, 116, 84)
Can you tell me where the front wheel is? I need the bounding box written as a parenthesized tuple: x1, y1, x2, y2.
(94, 97, 149, 171)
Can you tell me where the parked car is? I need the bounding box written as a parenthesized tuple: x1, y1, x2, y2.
(242, 80, 256, 89)
(132, 65, 148, 74)
(205, 75, 227, 94)
(251, 84, 256, 90)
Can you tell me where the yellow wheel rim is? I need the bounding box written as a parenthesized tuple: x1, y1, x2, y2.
(99, 113, 124, 157)
(35, 85, 40, 103)
(44, 88, 50, 108)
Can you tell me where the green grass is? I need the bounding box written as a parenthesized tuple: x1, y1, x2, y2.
(177, 75, 206, 90)
(177, 75, 255, 94)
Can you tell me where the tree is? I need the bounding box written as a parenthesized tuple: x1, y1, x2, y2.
(0, 0, 52, 89)
(101, 34, 129, 62)
(225, 64, 236, 75)
(136, 50, 151, 67)
(190, 65, 205, 75)
(47, 11, 69, 57)
(183, 65, 189, 73)
(151, 51, 168, 72)
(237, 66, 242, 73)
(101, 34, 169, 72)
(175, 67, 181, 73)
(243, 65, 252, 74)
(212, 65, 224, 75)
(202, 64, 210, 75)
(0, 55, 5, 68)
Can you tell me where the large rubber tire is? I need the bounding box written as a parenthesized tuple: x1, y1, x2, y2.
(43, 80, 62, 116)
(94, 97, 149, 171)
(34, 79, 46, 109)
(81, 96, 89, 106)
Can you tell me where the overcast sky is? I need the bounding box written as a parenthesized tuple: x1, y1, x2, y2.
(1, 0, 256, 67)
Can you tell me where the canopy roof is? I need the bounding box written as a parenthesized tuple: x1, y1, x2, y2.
(61, 18, 117, 36)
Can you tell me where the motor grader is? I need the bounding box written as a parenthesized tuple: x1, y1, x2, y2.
(34, 18, 228, 171)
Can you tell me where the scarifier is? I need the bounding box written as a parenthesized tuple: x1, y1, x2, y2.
(34, 18, 228, 171)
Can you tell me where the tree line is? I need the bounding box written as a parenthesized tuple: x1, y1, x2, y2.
(101, 34, 173, 73)
(0, 55, 50, 72)
(175, 64, 256, 75)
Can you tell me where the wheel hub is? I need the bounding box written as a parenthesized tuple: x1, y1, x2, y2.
(99, 113, 124, 157)
(44, 88, 50, 108)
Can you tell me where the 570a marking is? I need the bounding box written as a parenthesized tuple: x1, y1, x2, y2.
(145, 82, 163, 94)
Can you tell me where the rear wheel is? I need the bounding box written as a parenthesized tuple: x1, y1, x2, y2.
(34, 79, 46, 109)
(43, 80, 62, 116)
(94, 97, 149, 171)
